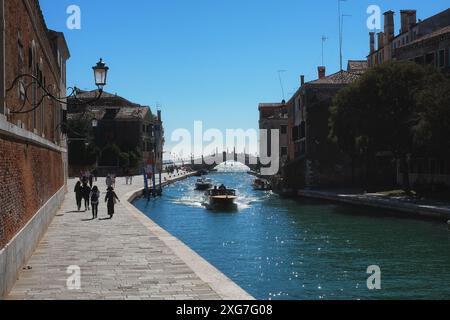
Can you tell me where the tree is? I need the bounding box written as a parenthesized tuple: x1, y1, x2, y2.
(100, 144, 121, 167)
(414, 76, 450, 158)
(119, 152, 130, 171)
(330, 61, 438, 191)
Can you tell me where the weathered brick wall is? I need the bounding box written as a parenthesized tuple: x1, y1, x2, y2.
(0, 0, 67, 249)
(4, 0, 64, 141)
(0, 137, 64, 248)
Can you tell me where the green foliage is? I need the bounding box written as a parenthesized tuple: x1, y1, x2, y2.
(100, 144, 121, 166)
(414, 76, 450, 157)
(330, 61, 447, 190)
(118, 152, 130, 169)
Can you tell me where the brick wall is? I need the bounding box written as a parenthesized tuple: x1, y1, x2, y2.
(0, 0, 68, 249)
(4, 0, 65, 142)
(0, 137, 64, 248)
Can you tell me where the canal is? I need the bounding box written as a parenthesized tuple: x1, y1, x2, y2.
(133, 169, 450, 300)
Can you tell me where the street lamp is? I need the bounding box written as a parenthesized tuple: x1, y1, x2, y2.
(6, 58, 109, 114)
(92, 58, 109, 91)
(91, 117, 98, 128)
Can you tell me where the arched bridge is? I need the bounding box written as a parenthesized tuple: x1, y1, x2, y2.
(189, 152, 260, 171)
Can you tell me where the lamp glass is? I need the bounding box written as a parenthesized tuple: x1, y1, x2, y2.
(93, 59, 109, 88)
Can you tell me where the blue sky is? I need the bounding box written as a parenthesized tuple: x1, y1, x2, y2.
(40, 0, 449, 153)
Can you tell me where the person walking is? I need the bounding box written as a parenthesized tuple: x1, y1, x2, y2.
(90, 186, 100, 219)
(106, 174, 113, 189)
(74, 181, 83, 211)
(82, 182, 91, 211)
(89, 173, 94, 189)
(105, 187, 120, 219)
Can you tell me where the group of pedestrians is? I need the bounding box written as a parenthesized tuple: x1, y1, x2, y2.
(74, 174, 120, 220)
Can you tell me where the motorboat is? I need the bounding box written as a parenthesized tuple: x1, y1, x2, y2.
(195, 178, 213, 191)
(195, 169, 209, 177)
(204, 188, 238, 210)
(253, 178, 271, 191)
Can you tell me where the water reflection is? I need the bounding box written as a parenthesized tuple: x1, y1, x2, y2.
(134, 172, 450, 300)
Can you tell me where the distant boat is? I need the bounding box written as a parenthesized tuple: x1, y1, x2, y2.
(253, 178, 271, 191)
(195, 178, 213, 191)
(195, 169, 209, 177)
(204, 188, 238, 210)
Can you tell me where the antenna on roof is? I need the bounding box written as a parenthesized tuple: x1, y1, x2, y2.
(277, 70, 287, 101)
(321, 35, 328, 66)
(338, 0, 348, 71)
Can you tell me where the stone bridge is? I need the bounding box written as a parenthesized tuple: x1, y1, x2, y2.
(189, 152, 260, 172)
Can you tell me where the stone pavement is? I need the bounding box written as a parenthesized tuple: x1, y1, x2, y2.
(7, 173, 253, 300)
(298, 189, 450, 221)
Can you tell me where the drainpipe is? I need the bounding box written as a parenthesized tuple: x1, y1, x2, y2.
(0, 0, 5, 115)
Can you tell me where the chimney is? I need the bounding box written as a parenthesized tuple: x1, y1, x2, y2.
(300, 75, 305, 86)
(377, 32, 384, 50)
(318, 66, 326, 79)
(157, 110, 162, 121)
(383, 11, 395, 43)
(369, 32, 375, 53)
(408, 10, 417, 29)
(401, 10, 416, 34)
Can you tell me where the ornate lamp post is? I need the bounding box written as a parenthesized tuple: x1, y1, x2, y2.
(6, 58, 109, 114)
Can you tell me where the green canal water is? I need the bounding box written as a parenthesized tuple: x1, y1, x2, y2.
(133, 171, 450, 300)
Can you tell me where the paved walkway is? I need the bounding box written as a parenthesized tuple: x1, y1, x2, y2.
(299, 189, 450, 221)
(7, 173, 252, 300)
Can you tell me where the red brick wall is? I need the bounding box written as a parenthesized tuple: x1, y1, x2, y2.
(4, 0, 64, 141)
(0, 0, 67, 249)
(0, 137, 64, 248)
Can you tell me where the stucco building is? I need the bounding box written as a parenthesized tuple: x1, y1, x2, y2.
(258, 102, 289, 175)
(67, 90, 164, 176)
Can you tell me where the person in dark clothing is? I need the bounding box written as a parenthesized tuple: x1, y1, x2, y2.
(82, 183, 91, 211)
(105, 187, 120, 219)
(88, 174, 94, 189)
(74, 181, 83, 211)
(90, 186, 100, 219)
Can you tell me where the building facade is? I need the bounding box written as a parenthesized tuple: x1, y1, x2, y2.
(368, 8, 450, 72)
(368, 8, 450, 188)
(284, 64, 368, 190)
(258, 102, 289, 175)
(67, 90, 164, 176)
(0, 0, 70, 296)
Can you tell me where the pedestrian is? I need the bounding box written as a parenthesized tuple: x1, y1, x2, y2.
(74, 181, 83, 211)
(92, 168, 98, 182)
(89, 172, 94, 188)
(90, 186, 100, 219)
(105, 187, 120, 219)
(112, 174, 116, 188)
(125, 169, 131, 185)
(106, 174, 113, 189)
(82, 182, 91, 211)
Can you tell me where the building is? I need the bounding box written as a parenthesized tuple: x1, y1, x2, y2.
(67, 90, 164, 176)
(368, 8, 450, 188)
(258, 102, 289, 175)
(284, 64, 368, 190)
(368, 8, 450, 72)
(0, 0, 70, 296)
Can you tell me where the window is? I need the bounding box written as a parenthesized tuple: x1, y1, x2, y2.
(30, 42, 38, 131)
(280, 125, 287, 135)
(425, 52, 435, 65)
(17, 38, 25, 101)
(439, 50, 445, 67)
